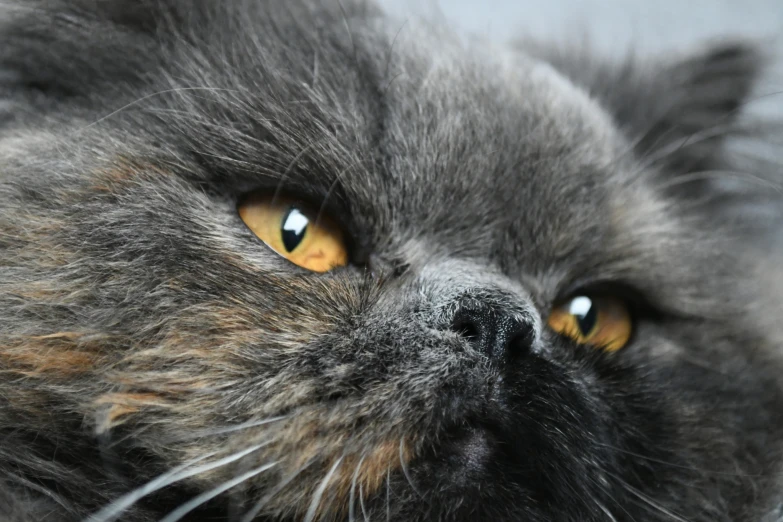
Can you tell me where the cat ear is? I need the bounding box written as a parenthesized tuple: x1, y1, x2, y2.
(622, 42, 764, 173)
(530, 41, 766, 173)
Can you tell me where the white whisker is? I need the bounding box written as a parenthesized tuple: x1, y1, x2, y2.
(627, 488, 692, 522)
(349, 455, 366, 522)
(608, 472, 692, 522)
(271, 139, 327, 208)
(238, 459, 314, 522)
(386, 468, 391, 522)
(303, 457, 344, 522)
(592, 497, 619, 522)
(159, 461, 278, 522)
(86, 442, 270, 522)
(77, 87, 246, 133)
(595, 442, 767, 478)
(176, 415, 288, 440)
(359, 482, 370, 522)
(584, 472, 637, 522)
(652, 169, 782, 194)
(7, 471, 70, 510)
(399, 438, 423, 499)
(314, 158, 363, 228)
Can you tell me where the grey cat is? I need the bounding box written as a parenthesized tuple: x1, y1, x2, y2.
(1, 1, 782, 521)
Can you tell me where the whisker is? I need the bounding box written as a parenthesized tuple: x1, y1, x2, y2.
(349, 454, 366, 522)
(85, 454, 213, 522)
(303, 457, 344, 522)
(399, 438, 423, 499)
(638, 122, 735, 171)
(336, 0, 357, 64)
(239, 459, 315, 522)
(314, 158, 363, 228)
(6, 471, 70, 511)
(586, 473, 637, 522)
(651, 169, 783, 194)
(386, 468, 391, 522)
(621, 109, 783, 191)
(622, 124, 740, 189)
(592, 497, 619, 522)
(86, 442, 270, 522)
(174, 415, 289, 441)
(623, 87, 783, 175)
(384, 20, 409, 84)
(159, 461, 278, 522)
(626, 487, 692, 522)
(77, 87, 247, 134)
(164, 114, 275, 150)
(359, 482, 370, 522)
(594, 442, 767, 478)
(607, 471, 692, 522)
(271, 139, 327, 207)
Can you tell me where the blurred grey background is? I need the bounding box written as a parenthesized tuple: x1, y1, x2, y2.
(377, 0, 783, 54)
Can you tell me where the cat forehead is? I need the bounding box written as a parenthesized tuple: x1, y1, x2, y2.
(382, 29, 622, 163)
(444, 42, 618, 151)
(326, 31, 634, 254)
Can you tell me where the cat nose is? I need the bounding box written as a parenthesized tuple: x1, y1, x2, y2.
(450, 303, 536, 362)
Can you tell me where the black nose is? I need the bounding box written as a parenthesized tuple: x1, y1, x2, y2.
(450, 303, 536, 361)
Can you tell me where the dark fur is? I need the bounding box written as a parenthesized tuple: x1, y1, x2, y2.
(1, 1, 782, 521)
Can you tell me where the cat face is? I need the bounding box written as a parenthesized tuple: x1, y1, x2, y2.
(1, 1, 781, 521)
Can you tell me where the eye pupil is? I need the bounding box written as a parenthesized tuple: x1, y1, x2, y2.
(281, 207, 309, 252)
(569, 296, 598, 336)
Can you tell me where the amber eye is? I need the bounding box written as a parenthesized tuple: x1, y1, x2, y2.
(238, 191, 348, 273)
(547, 295, 632, 352)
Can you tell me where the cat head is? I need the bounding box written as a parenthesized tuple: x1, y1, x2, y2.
(1, 1, 781, 521)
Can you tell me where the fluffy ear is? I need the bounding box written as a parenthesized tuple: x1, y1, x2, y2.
(624, 42, 764, 173)
(528, 40, 767, 174)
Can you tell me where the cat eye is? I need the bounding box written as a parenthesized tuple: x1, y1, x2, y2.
(238, 191, 348, 272)
(547, 295, 632, 352)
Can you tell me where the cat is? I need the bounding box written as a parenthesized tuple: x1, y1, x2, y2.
(1, 1, 782, 521)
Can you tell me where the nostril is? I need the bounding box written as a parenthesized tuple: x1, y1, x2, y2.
(450, 309, 485, 346)
(506, 322, 536, 360)
(452, 316, 480, 342)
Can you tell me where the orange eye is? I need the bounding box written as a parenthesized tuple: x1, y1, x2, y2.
(238, 191, 348, 273)
(547, 295, 632, 352)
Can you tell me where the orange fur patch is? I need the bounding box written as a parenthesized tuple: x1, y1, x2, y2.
(1, 332, 101, 377)
(91, 159, 168, 192)
(318, 439, 414, 521)
(95, 392, 169, 430)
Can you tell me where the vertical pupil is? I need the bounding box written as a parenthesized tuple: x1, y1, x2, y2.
(281, 207, 309, 252)
(568, 296, 598, 336)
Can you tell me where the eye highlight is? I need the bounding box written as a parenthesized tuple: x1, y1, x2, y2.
(547, 295, 632, 352)
(238, 191, 348, 273)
